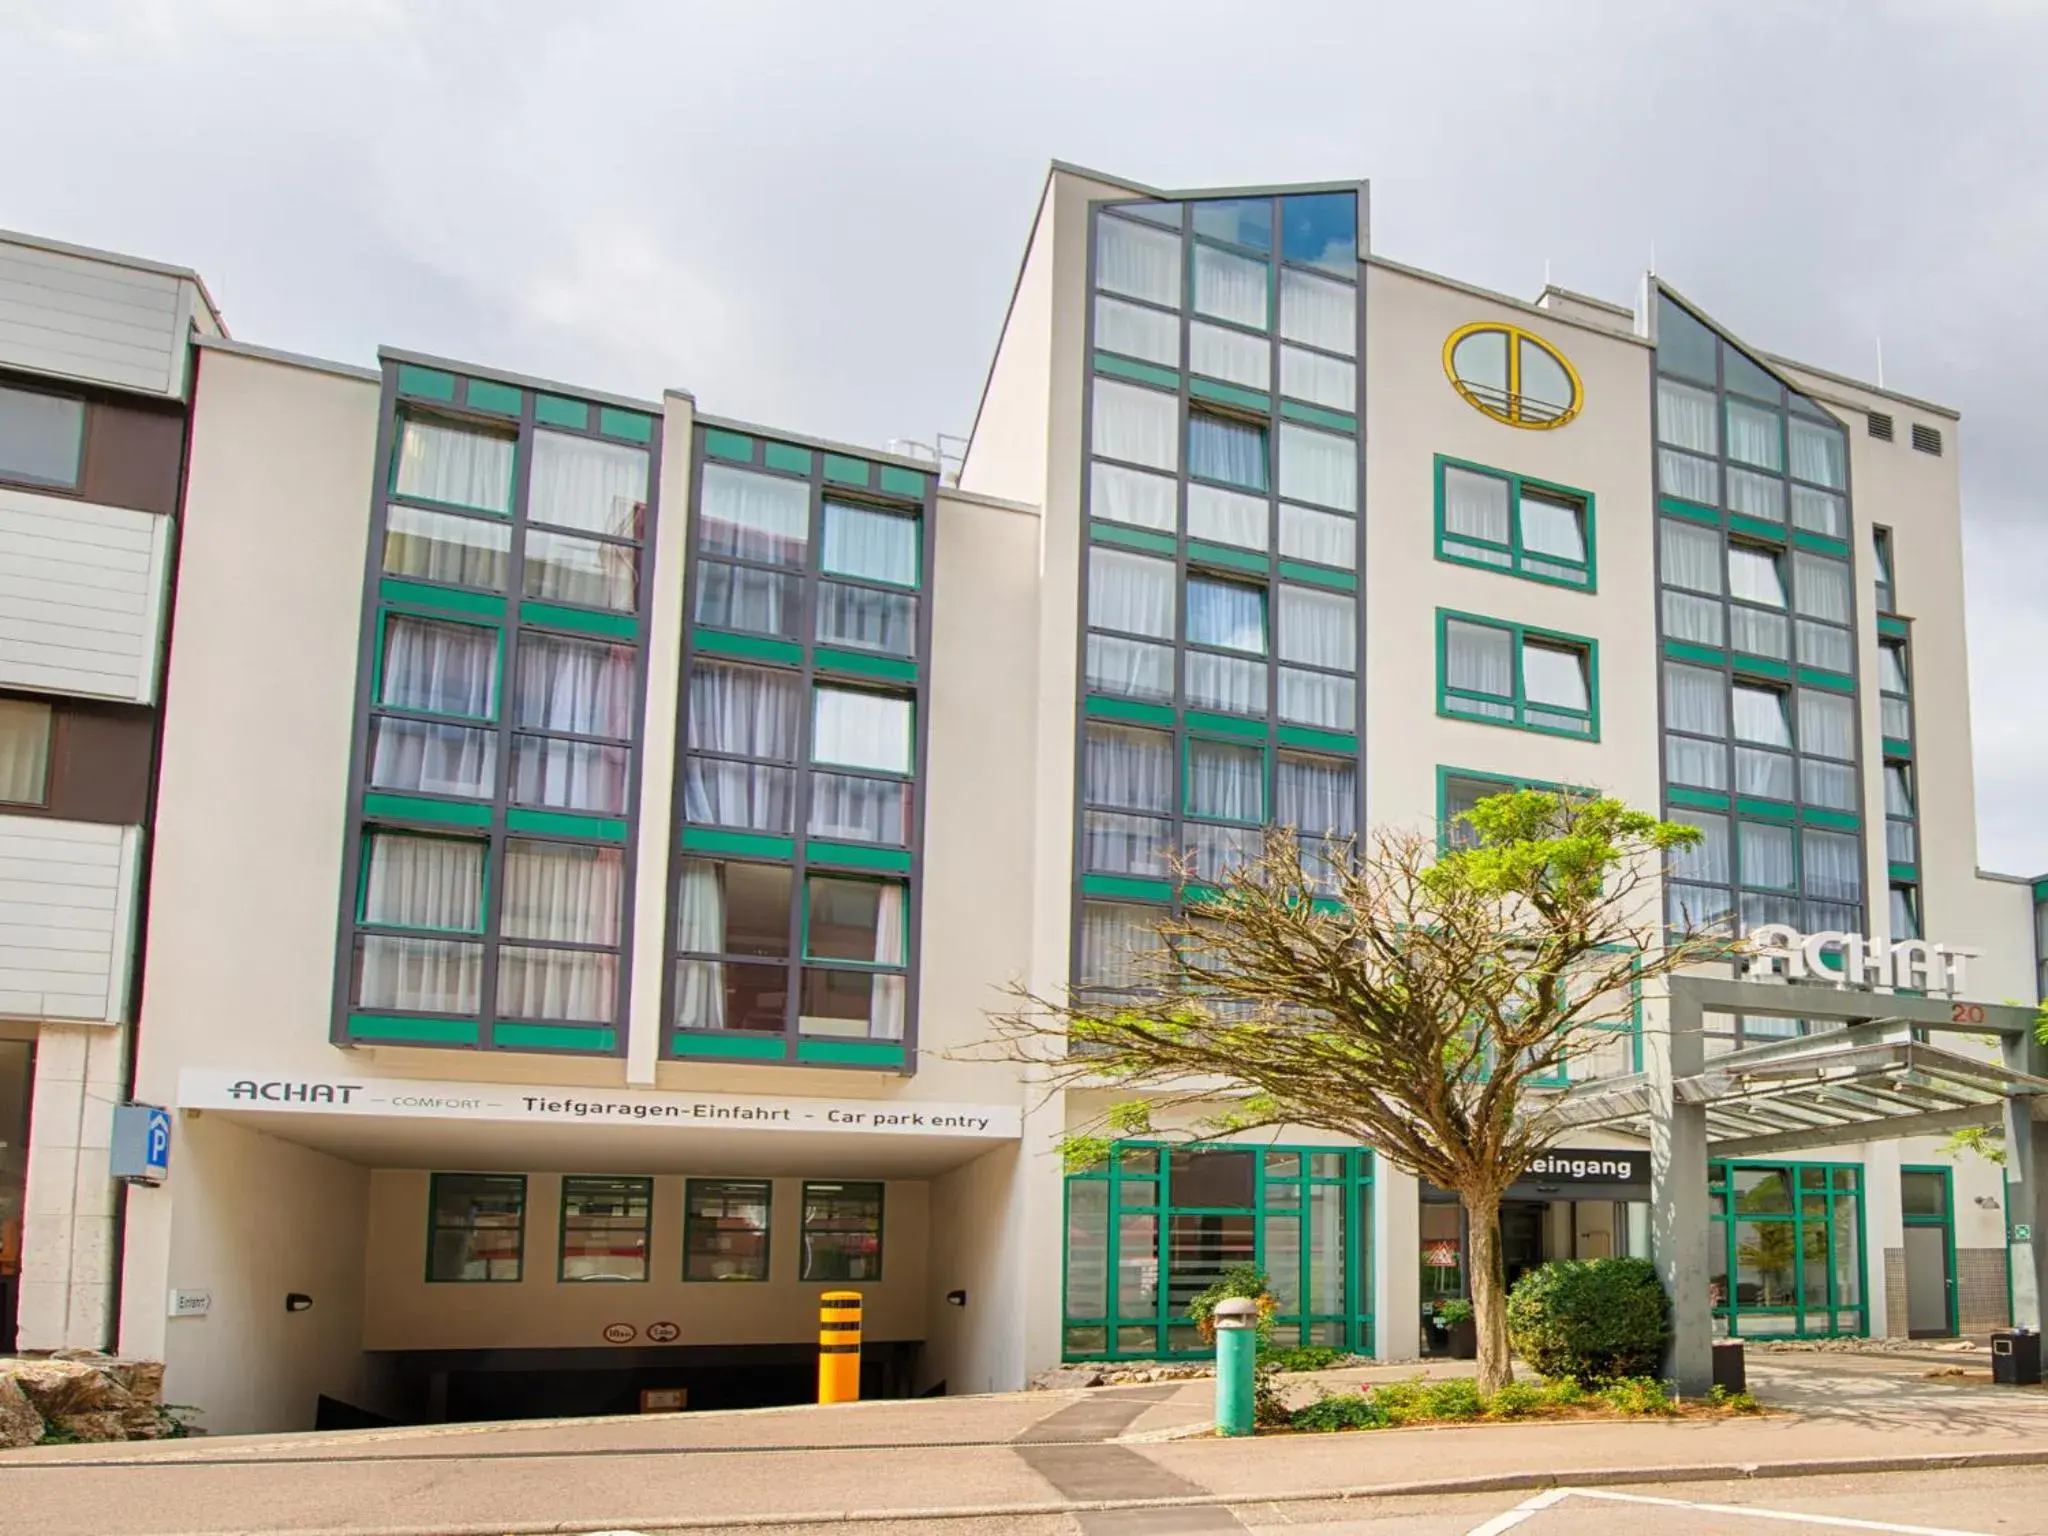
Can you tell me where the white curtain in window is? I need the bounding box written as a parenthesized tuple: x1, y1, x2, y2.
(370, 719, 495, 798)
(871, 893, 907, 1040)
(1725, 399, 1782, 470)
(1657, 380, 1719, 454)
(1789, 419, 1846, 488)
(673, 861, 725, 1027)
(687, 661, 800, 758)
(1189, 322, 1270, 388)
(394, 420, 514, 513)
(1278, 668, 1354, 730)
(1186, 484, 1268, 550)
(699, 465, 810, 566)
(1277, 586, 1354, 671)
(1279, 269, 1355, 354)
(1277, 423, 1355, 511)
(1090, 462, 1176, 531)
(1083, 724, 1173, 811)
(1797, 620, 1853, 674)
(1096, 216, 1181, 308)
(1095, 295, 1179, 364)
(1732, 686, 1791, 746)
(822, 501, 918, 586)
(818, 582, 916, 655)
(1086, 635, 1173, 701)
(1802, 829, 1862, 901)
(1726, 468, 1785, 524)
(1443, 468, 1510, 544)
(1728, 546, 1786, 607)
(364, 834, 483, 929)
(1791, 487, 1845, 538)
(1278, 504, 1354, 568)
(1193, 245, 1269, 329)
(1729, 607, 1788, 660)
(1521, 642, 1588, 712)
(1660, 520, 1723, 594)
(809, 771, 908, 843)
(1188, 414, 1268, 489)
(1280, 346, 1355, 409)
(1667, 735, 1727, 790)
(1188, 741, 1263, 821)
(1793, 553, 1851, 623)
(1741, 823, 1796, 890)
(502, 841, 622, 946)
(1890, 886, 1921, 940)
(1659, 449, 1719, 505)
(1882, 694, 1911, 739)
(530, 432, 648, 538)
(355, 934, 481, 1014)
(1797, 689, 1856, 760)
(0, 700, 48, 804)
(1736, 747, 1795, 799)
(1879, 643, 1910, 694)
(1185, 652, 1266, 713)
(385, 505, 510, 589)
(1274, 754, 1356, 836)
(1665, 663, 1727, 734)
(1519, 492, 1585, 562)
(1187, 578, 1266, 652)
(1082, 809, 1170, 877)
(513, 737, 628, 816)
(1446, 621, 1513, 697)
(1080, 901, 1158, 989)
(813, 688, 911, 773)
(1662, 591, 1723, 647)
(524, 530, 636, 612)
(1803, 757, 1857, 810)
(381, 616, 498, 718)
(515, 632, 635, 738)
(1671, 812, 1731, 886)
(1093, 381, 1180, 471)
(498, 945, 617, 1022)
(1885, 763, 1914, 816)
(696, 562, 798, 638)
(1088, 548, 1175, 638)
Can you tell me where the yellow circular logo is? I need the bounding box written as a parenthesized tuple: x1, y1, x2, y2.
(1443, 322, 1583, 430)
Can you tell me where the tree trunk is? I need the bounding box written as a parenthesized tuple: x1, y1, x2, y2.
(1462, 1186, 1512, 1394)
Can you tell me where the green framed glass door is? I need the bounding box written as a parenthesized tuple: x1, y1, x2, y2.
(1709, 1160, 1866, 1338)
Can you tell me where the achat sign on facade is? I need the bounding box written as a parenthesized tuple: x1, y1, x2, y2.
(1744, 923, 1981, 995)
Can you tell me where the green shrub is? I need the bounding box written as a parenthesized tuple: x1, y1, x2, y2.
(1708, 1385, 1762, 1414)
(1431, 1297, 1475, 1326)
(1187, 1263, 1277, 1346)
(1538, 1377, 1586, 1406)
(1252, 1361, 1293, 1428)
(1506, 1258, 1670, 1386)
(1424, 1379, 1484, 1420)
(1367, 1379, 1429, 1425)
(1485, 1381, 1545, 1419)
(1260, 1345, 1349, 1373)
(1291, 1391, 1386, 1432)
(1599, 1377, 1677, 1416)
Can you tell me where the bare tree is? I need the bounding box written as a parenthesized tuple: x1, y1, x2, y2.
(985, 791, 1719, 1393)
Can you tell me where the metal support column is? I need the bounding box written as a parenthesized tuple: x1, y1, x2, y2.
(1652, 987, 1712, 1393)
(2003, 1033, 2048, 1333)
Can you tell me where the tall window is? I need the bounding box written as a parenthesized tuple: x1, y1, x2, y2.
(801, 1181, 884, 1281)
(1435, 458, 1594, 589)
(559, 1174, 652, 1281)
(1878, 631, 1920, 933)
(427, 1172, 525, 1282)
(1872, 526, 1896, 614)
(0, 699, 52, 806)
(1438, 612, 1596, 738)
(339, 368, 656, 1054)
(685, 1179, 771, 1281)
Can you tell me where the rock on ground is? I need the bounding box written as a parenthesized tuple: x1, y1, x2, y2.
(0, 1353, 171, 1446)
(0, 1376, 42, 1450)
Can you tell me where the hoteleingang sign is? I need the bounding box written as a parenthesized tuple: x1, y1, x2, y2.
(1743, 924, 1981, 996)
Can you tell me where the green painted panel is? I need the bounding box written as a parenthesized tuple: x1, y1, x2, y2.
(1797, 667, 1856, 694)
(1659, 497, 1721, 525)
(396, 365, 457, 403)
(377, 577, 506, 618)
(1792, 529, 1851, 557)
(814, 646, 917, 682)
(519, 600, 637, 638)
(1877, 614, 1911, 638)
(1667, 787, 1731, 811)
(465, 378, 522, 417)
(1189, 377, 1271, 413)
(1080, 873, 1174, 903)
(1095, 353, 1180, 391)
(536, 394, 592, 430)
(1092, 521, 1177, 555)
(1801, 807, 1861, 831)
(1889, 862, 1920, 883)
(878, 465, 928, 500)
(347, 1013, 477, 1044)
(493, 1022, 618, 1052)
(362, 793, 493, 828)
(598, 406, 655, 443)
(1277, 560, 1357, 591)
(1727, 513, 1789, 544)
(1734, 797, 1797, 822)
(1279, 400, 1357, 433)
(693, 628, 803, 666)
(507, 807, 628, 842)
(796, 1038, 906, 1067)
(704, 428, 754, 463)
(1185, 709, 1267, 739)
(671, 1032, 788, 1060)
(823, 453, 871, 487)
(681, 825, 796, 859)
(1083, 694, 1174, 727)
(1732, 655, 1793, 681)
(763, 441, 813, 476)
(1276, 725, 1358, 754)
(1186, 539, 1269, 574)
(1663, 640, 1727, 667)
(806, 840, 913, 873)
(1883, 736, 1914, 760)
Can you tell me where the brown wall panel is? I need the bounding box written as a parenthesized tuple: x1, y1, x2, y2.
(79, 399, 186, 515)
(37, 701, 154, 825)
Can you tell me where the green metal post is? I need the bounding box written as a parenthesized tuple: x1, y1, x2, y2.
(1213, 1297, 1259, 1437)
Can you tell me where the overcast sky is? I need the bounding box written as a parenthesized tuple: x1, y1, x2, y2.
(5, 0, 2043, 878)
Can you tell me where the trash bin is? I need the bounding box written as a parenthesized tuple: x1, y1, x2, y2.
(1992, 1329, 2042, 1386)
(1711, 1339, 1746, 1394)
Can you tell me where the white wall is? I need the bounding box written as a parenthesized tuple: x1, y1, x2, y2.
(17, 1021, 127, 1349)
(0, 488, 171, 704)
(0, 234, 204, 399)
(922, 1142, 1030, 1395)
(0, 818, 140, 1023)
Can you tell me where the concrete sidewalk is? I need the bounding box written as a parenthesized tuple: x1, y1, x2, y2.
(2, 1353, 2046, 1535)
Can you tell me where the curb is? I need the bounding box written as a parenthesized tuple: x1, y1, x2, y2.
(147, 1445, 2048, 1535)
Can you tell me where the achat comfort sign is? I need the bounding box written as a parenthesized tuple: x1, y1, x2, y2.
(176, 1070, 1021, 1139)
(1743, 923, 1982, 995)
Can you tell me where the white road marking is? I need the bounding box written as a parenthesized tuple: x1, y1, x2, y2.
(1462, 1486, 1996, 1536)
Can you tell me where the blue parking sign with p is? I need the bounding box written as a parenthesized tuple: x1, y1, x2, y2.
(111, 1103, 172, 1184)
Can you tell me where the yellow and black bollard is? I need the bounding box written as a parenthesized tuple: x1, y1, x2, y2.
(818, 1290, 862, 1403)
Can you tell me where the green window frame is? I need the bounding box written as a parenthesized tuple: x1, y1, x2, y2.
(800, 1180, 884, 1282)
(1062, 1142, 1374, 1362)
(1434, 766, 1594, 852)
(1433, 455, 1596, 590)
(558, 1174, 654, 1282)
(426, 1172, 526, 1283)
(684, 1178, 772, 1282)
(1436, 609, 1599, 740)
(1900, 1164, 1956, 1337)
(355, 829, 490, 935)
(1708, 1159, 1866, 1340)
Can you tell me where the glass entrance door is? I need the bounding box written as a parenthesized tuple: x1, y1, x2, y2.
(1901, 1166, 1956, 1338)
